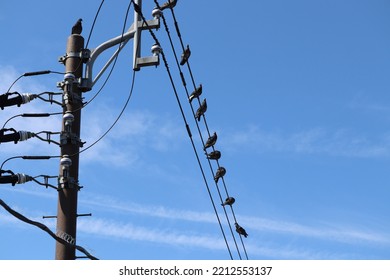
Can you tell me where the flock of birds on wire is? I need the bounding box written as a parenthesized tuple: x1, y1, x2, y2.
(156, 1, 249, 242)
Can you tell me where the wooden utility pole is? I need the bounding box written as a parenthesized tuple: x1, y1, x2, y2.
(55, 28, 84, 260)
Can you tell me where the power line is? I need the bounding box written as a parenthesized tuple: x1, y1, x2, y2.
(153, 0, 249, 259)
(75, 0, 136, 156)
(132, 0, 235, 259)
(85, 0, 106, 49)
(0, 198, 98, 260)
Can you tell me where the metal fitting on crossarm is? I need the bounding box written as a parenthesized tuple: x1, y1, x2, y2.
(151, 44, 162, 56)
(152, 8, 162, 20)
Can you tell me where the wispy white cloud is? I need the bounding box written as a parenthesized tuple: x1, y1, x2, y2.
(1, 189, 388, 259)
(77, 217, 226, 251)
(80, 105, 186, 167)
(81, 193, 390, 247)
(222, 125, 390, 158)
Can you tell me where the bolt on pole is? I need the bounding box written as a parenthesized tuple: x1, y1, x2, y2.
(55, 31, 84, 260)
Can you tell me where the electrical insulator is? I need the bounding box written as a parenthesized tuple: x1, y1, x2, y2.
(19, 131, 34, 142)
(63, 111, 74, 132)
(64, 73, 76, 82)
(16, 173, 31, 184)
(64, 73, 76, 91)
(151, 44, 162, 56)
(152, 8, 162, 20)
(60, 155, 72, 178)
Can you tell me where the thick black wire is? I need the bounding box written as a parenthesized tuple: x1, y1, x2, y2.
(78, 69, 136, 156)
(6, 71, 65, 93)
(1, 2, 134, 167)
(164, 3, 249, 259)
(82, 1, 130, 110)
(85, 0, 105, 48)
(77, 1, 135, 156)
(0, 198, 98, 260)
(131, 0, 234, 260)
(2, 112, 62, 130)
(154, 2, 243, 260)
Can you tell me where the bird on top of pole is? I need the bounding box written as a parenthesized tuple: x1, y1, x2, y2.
(71, 18, 83, 35)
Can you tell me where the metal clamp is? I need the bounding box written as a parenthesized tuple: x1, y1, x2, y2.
(58, 176, 80, 190)
(60, 132, 85, 147)
(58, 49, 91, 65)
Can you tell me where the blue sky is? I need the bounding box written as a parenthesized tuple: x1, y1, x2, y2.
(0, 0, 390, 260)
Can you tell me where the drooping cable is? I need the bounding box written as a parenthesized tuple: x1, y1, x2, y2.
(154, 2, 243, 260)
(132, 0, 233, 260)
(2, 112, 62, 130)
(6, 70, 65, 94)
(157, 1, 249, 259)
(169, 3, 250, 258)
(81, 1, 132, 109)
(79, 69, 136, 156)
(77, 1, 135, 156)
(85, 0, 105, 49)
(0, 198, 98, 260)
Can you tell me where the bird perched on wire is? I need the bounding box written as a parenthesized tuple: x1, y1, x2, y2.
(180, 45, 191, 65)
(235, 223, 248, 238)
(195, 99, 207, 121)
(189, 84, 202, 103)
(204, 132, 217, 150)
(214, 166, 226, 183)
(71, 18, 83, 35)
(221, 197, 235, 207)
(160, 0, 178, 10)
(206, 150, 221, 160)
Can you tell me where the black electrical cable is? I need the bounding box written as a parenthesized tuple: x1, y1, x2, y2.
(0, 198, 98, 260)
(171, 11, 250, 260)
(0, 156, 57, 172)
(6, 70, 65, 93)
(76, 0, 135, 156)
(132, 0, 234, 260)
(154, 0, 249, 259)
(79, 69, 136, 156)
(85, 0, 105, 49)
(36, 92, 63, 106)
(154, 2, 243, 260)
(81, 1, 131, 110)
(2, 112, 62, 129)
(32, 175, 58, 190)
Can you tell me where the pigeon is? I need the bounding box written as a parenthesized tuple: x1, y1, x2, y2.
(189, 84, 202, 103)
(214, 166, 226, 183)
(204, 132, 217, 150)
(195, 98, 207, 121)
(221, 197, 235, 206)
(206, 150, 221, 160)
(180, 45, 191, 65)
(160, 0, 178, 10)
(71, 18, 83, 35)
(235, 223, 248, 238)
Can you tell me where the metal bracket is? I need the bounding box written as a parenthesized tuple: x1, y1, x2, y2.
(58, 176, 81, 190)
(58, 49, 91, 65)
(60, 132, 85, 147)
(135, 56, 160, 68)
